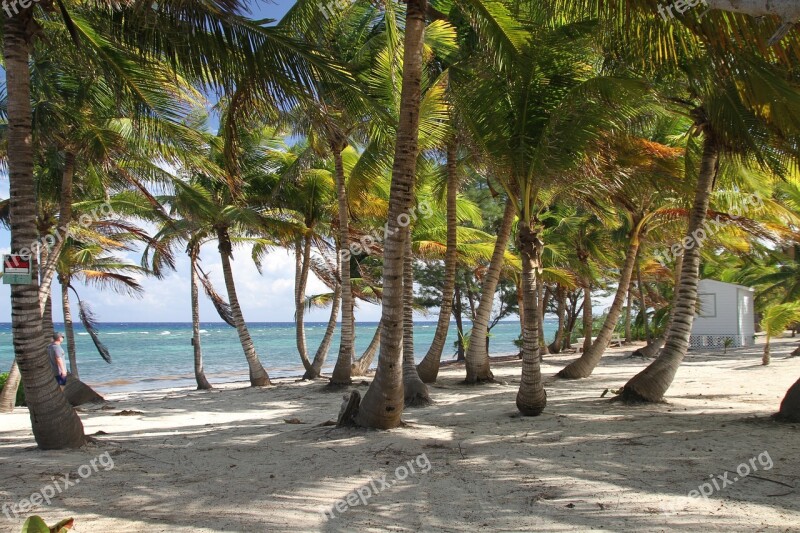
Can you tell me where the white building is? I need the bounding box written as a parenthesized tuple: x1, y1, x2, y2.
(690, 279, 756, 349)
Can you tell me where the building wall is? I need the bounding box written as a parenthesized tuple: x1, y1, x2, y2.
(738, 288, 755, 343)
(690, 280, 755, 349)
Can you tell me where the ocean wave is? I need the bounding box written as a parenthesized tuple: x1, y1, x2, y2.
(97, 378, 135, 386)
(160, 331, 171, 335)
(78, 332, 89, 336)
(199, 329, 209, 334)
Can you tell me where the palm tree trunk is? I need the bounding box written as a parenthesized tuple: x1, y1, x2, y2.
(548, 286, 566, 353)
(538, 279, 550, 355)
(295, 235, 313, 375)
(351, 322, 381, 376)
(216, 226, 270, 386)
(0, 154, 74, 412)
(307, 282, 342, 379)
(190, 252, 212, 390)
(464, 197, 516, 383)
(625, 286, 633, 343)
(330, 144, 355, 386)
(454, 287, 466, 360)
(1, 150, 78, 413)
(1, 12, 85, 448)
(637, 259, 651, 342)
(620, 133, 719, 402)
(39, 152, 75, 300)
(61, 280, 79, 379)
(0, 361, 22, 412)
(777, 376, 800, 422)
(41, 245, 55, 342)
(417, 140, 459, 383)
(762, 337, 771, 366)
(403, 234, 430, 406)
(558, 226, 642, 379)
(633, 253, 684, 358)
(354, 0, 427, 429)
(582, 284, 593, 352)
(516, 223, 547, 416)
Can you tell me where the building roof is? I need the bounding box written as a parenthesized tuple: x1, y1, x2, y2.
(698, 279, 755, 292)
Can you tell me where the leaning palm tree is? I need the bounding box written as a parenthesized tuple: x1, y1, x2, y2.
(416, 140, 460, 383)
(619, 60, 800, 402)
(558, 129, 686, 378)
(56, 237, 145, 379)
(3, 0, 354, 449)
(547, 0, 800, 407)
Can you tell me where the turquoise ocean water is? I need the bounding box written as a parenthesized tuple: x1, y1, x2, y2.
(0, 320, 557, 394)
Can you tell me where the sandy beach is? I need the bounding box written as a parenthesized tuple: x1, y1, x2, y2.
(1, 339, 798, 532)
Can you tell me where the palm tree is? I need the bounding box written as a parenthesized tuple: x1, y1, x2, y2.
(417, 140, 460, 383)
(189, 246, 213, 390)
(760, 303, 800, 365)
(56, 238, 145, 379)
(549, 0, 800, 407)
(351, 0, 430, 429)
(620, 67, 800, 402)
(2, 0, 354, 449)
(165, 170, 279, 387)
(558, 131, 686, 378)
(2, 12, 85, 446)
(463, 197, 517, 382)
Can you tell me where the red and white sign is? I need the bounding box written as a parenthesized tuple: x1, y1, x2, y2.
(3, 255, 32, 275)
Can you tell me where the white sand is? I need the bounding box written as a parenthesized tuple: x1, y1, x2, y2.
(1, 338, 798, 532)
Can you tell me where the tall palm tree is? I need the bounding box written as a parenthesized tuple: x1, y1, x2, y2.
(352, 0, 430, 429)
(417, 140, 460, 383)
(2, 0, 354, 449)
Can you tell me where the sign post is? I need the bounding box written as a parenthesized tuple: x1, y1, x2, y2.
(2, 254, 33, 285)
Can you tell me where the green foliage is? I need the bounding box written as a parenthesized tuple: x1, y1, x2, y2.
(761, 303, 800, 339)
(21, 516, 73, 533)
(0, 372, 26, 407)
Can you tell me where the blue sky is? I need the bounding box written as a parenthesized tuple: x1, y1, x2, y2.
(0, 0, 391, 323)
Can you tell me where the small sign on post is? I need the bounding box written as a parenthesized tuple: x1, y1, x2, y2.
(2, 254, 33, 285)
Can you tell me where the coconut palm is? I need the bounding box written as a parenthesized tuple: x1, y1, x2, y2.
(56, 236, 145, 379)
(547, 0, 800, 406)
(346, 0, 431, 429)
(619, 64, 800, 402)
(558, 129, 686, 378)
(3, 0, 355, 449)
(417, 140, 460, 382)
(760, 303, 800, 365)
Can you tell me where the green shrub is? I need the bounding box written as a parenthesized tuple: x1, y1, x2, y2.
(0, 371, 26, 406)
